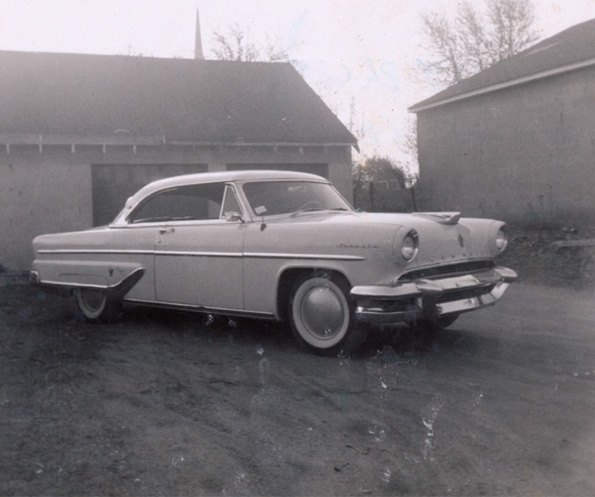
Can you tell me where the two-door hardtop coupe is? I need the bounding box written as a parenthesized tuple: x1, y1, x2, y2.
(31, 170, 517, 354)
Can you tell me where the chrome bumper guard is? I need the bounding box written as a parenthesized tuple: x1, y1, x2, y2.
(351, 266, 518, 324)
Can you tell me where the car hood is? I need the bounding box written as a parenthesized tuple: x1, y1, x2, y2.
(259, 210, 504, 267)
(268, 210, 498, 233)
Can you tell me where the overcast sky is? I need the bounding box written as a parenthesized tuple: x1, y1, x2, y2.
(1, 0, 595, 164)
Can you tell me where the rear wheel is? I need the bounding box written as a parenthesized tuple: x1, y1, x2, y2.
(74, 288, 121, 322)
(288, 272, 367, 355)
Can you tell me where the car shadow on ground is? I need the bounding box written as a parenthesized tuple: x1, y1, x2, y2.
(117, 303, 488, 363)
(7, 284, 495, 371)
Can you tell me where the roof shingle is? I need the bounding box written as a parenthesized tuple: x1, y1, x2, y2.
(0, 50, 356, 145)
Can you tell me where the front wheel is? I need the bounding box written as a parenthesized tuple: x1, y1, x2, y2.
(288, 273, 367, 355)
(74, 288, 121, 323)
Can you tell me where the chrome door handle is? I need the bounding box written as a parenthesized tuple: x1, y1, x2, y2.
(158, 227, 175, 234)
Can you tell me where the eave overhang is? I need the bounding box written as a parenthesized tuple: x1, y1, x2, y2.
(409, 56, 595, 113)
(0, 133, 358, 153)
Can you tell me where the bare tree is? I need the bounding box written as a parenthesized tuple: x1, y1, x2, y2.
(352, 160, 366, 210)
(421, 0, 539, 86)
(488, 0, 538, 59)
(211, 24, 290, 62)
(399, 118, 420, 211)
(353, 156, 408, 211)
(421, 13, 465, 85)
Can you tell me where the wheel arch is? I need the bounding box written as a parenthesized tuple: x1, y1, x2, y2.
(276, 265, 353, 322)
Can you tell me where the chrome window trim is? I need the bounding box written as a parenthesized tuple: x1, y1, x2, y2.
(113, 218, 235, 228)
(219, 183, 246, 220)
(125, 181, 227, 225)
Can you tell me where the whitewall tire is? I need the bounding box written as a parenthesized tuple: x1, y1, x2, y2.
(75, 288, 121, 323)
(289, 273, 367, 355)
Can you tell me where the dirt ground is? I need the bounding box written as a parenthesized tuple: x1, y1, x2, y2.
(1, 231, 595, 496)
(498, 224, 595, 289)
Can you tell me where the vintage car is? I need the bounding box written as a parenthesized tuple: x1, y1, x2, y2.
(31, 170, 517, 354)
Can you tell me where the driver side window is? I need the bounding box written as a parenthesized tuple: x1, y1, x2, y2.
(221, 185, 242, 218)
(129, 183, 226, 223)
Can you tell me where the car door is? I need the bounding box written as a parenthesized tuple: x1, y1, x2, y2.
(129, 182, 245, 309)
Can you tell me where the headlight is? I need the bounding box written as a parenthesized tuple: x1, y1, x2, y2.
(495, 227, 508, 252)
(400, 231, 419, 261)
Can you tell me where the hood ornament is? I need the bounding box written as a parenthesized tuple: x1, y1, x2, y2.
(457, 234, 465, 247)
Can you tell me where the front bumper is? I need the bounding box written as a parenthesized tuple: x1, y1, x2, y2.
(351, 266, 517, 324)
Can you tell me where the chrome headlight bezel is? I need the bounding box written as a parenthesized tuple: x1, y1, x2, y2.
(493, 226, 509, 254)
(400, 230, 419, 262)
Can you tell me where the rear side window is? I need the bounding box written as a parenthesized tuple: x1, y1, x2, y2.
(129, 183, 225, 223)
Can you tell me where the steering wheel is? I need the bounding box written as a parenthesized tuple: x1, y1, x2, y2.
(295, 200, 323, 212)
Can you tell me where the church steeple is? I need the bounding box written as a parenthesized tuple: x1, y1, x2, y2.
(194, 9, 204, 60)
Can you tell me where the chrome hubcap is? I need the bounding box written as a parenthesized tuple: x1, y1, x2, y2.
(300, 286, 345, 340)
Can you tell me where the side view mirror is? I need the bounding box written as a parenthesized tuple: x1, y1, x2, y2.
(224, 211, 244, 223)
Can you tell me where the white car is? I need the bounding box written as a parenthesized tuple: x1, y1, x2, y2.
(31, 170, 517, 354)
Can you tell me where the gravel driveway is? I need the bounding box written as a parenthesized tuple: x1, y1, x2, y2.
(1, 281, 594, 496)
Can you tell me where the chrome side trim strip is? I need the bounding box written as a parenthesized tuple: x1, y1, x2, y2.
(157, 250, 243, 257)
(40, 279, 110, 290)
(37, 249, 243, 257)
(38, 267, 146, 292)
(244, 252, 365, 261)
(37, 249, 364, 261)
(123, 298, 276, 318)
(37, 249, 153, 255)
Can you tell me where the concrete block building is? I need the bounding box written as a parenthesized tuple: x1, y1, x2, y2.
(410, 19, 595, 227)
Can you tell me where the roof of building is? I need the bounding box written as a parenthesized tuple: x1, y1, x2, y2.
(0, 50, 356, 146)
(410, 18, 595, 113)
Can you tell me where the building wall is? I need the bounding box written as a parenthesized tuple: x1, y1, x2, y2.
(0, 144, 352, 270)
(0, 153, 93, 271)
(416, 67, 595, 226)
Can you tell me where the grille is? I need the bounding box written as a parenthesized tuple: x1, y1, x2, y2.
(399, 260, 495, 282)
(436, 284, 496, 303)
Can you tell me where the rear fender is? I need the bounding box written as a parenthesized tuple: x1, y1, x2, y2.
(32, 260, 145, 300)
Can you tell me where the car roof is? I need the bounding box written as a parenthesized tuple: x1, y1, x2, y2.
(130, 169, 328, 201)
(111, 169, 334, 225)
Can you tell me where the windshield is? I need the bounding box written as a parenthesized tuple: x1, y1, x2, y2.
(242, 181, 352, 217)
